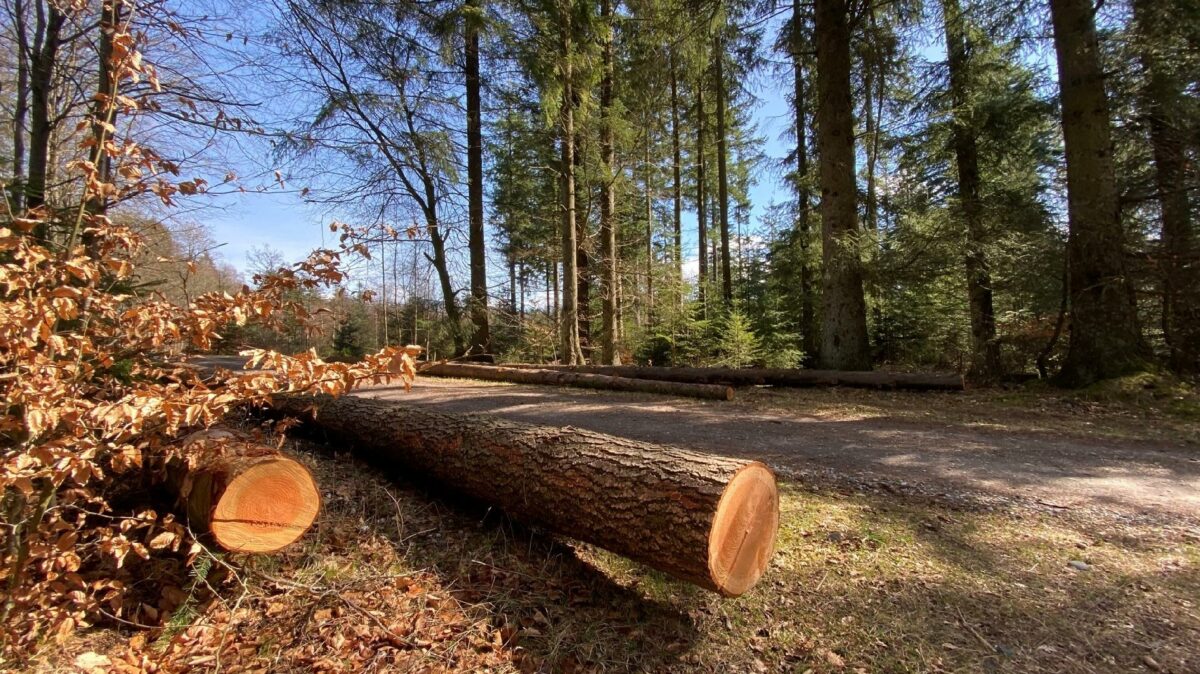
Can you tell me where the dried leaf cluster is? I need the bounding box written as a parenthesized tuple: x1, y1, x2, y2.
(0, 1, 413, 662)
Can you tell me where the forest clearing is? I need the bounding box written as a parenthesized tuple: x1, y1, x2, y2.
(2, 0, 1199, 669)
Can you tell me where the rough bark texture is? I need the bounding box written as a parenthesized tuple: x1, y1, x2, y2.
(714, 32, 733, 306)
(670, 53, 684, 298)
(421, 363, 735, 400)
(558, 2, 584, 365)
(10, 0, 28, 213)
(1132, 0, 1198, 374)
(500, 363, 964, 391)
(791, 0, 816, 363)
(942, 0, 1001, 380)
(599, 0, 619, 365)
(814, 0, 871, 370)
(696, 82, 708, 306)
(25, 3, 64, 216)
(268, 395, 777, 595)
(465, 0, 490, 355)
(1049, 0, 1149, 386)
(164, 427, 320, 553)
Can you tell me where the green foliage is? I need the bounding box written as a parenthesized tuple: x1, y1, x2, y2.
(331, 313, 367, 361)
(712, 309, 759, 368)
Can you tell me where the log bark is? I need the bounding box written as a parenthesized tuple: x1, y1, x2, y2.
(165, 427, 320, 553)
(498, 364, 964, 391)
(420, 363, 734, 400)
(269, 395, 778, 596)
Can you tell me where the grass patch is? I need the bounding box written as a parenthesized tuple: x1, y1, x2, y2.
(738, 376, 1200, 446)
(39, 439, 1200, 673)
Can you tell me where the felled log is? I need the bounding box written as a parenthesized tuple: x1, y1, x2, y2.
(498, 364, 965, 391)
(269, 394, 778, 596)
(420, 362, 735, 401)
(166, 427, 320, 553)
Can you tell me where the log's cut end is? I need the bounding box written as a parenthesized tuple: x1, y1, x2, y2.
(707, 463, 779, 596)
(210, 458, 320, 553)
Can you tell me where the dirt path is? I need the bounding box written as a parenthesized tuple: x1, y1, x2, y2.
(359, 378, 1200, 523)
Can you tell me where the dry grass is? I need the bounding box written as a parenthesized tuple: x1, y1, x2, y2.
(36, 429, 1200, 673)
(735, 373, 1200, 446)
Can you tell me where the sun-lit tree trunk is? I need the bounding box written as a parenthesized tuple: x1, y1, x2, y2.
(696, 81, 708, 307)
(1048, 0, 1148, 386)
(942, 0, 1001, 379)
(1132, 0, 1197, 374)
(713, 31, 732, 306)
(644, 126, 654, 322)
(791, 0, 816, 362)
(670, 52, 683, 302)
(558, 0, 584, 365)
(10, 0, 30, 214)
(465, 0, 490, 354)
(26, 2, 65, 219)
(814, 0, 870, 370)
(599, 0, 619, 364)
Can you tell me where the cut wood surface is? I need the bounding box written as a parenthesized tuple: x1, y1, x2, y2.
(166, 427, 320, 553)
(419, 362, 736, 400)
(269, 394, 778, 596)
(498, 364, 965, 391)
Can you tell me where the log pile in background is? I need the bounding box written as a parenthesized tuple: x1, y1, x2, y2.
(420, 362, 736, 400)
(499, 363, 965, 391)
(269, 394, 778, 596)
(165, 427, 320, 553)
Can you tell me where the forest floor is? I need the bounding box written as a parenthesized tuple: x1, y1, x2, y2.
(47, 373, 1200, 673)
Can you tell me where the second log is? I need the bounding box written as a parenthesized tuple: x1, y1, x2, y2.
(419, 362, 736, 400)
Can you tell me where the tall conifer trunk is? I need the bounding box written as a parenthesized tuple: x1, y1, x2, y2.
(713, 32, 732, 305)
(599, 0, 620, 364)
(558, 0, 584, 365)
(465, 0, 490, 354)
(696, 82, 708, 307)
(791, 0, 816, 362)
(814, 0, 870, 370)
(942, 0, 1001, 379)
(1048, 0, 1148, 385)
(670, 53, 683, 301)
(1132, 0, 1197, 374)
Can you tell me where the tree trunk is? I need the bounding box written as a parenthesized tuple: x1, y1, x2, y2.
(791, 0, 817, 363)
(1132, 0, 1198, 374)
(575, 130, 591, 350)
(814, 0, 870, 370)
(499, 363, 965, 391)
(1048, 0, 1149, 386)
(599, 0, 619, 364)
(165, 428, 320, 553)
(269, 395, 775, 595)
(861, 7, 885, 356)
(942, 0, 1001, 380)
(558, 1, 584, 365)
(10, 0, 29, 214)
(644, 127, 654, 322)
(713, 33, 733, 306)
(25, 3, 65, 219)
(428, 219, 465, 353)
(696, 82, 708, 306)
(421, 362, 735, 400)
(670, 52, 684, 301)
(465, 0, 490, 355)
